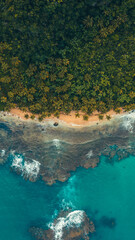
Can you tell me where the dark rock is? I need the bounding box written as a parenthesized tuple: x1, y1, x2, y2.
(54, 122, 59, 126)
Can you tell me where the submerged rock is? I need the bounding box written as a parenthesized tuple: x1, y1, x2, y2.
(100, 216, 116, 228)
(30, 210, 95, 240)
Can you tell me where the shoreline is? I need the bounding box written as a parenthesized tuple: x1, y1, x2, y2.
(0, 107, 135, 185)
(0, 107, 126, 128)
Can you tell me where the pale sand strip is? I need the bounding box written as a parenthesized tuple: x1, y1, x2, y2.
(4, 108, 125, 128)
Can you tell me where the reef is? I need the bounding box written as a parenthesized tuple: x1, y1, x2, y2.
(0, 111, 135, 184)
(29, 210, 95, 240)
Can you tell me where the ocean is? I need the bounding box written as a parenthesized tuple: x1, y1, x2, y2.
(0, 152, 135, 239)
(0, 113, 135, 239)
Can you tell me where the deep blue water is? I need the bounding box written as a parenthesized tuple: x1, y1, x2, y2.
(0, 154, 135, 239)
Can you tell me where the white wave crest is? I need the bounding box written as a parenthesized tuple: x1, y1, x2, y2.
(86, 150, 93, 158)
(11, 154, 24, 170)
(48, 210, 84, 240)
(1, 149, 5, 157)
(11, 154, 40, 180)
(53, 139, 61, 148)
(23, 159, 40, 179)
(122, 111, 135, 133)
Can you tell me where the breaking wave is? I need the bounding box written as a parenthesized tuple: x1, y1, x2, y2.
(86, 150, 93, 158)
(23, 159, 40, 179)
(53, 139, 61, 149)
(122, 111, 135, 133)
(11, 154, 24, 170)
(11, 153, 40, 180)
(1, 149, 5, 157)
(48, 210, 84, 240)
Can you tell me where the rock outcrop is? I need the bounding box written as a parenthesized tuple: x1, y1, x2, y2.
(29, 210, 95, 240)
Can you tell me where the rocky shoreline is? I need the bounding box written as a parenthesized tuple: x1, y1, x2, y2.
(29, 210, 95, 240)
(0, 110, 135, 240)
(0, 111, 135, 185)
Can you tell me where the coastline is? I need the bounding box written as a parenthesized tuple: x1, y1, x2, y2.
(0, 107, 126, 128)
(0, 107, 135, 185)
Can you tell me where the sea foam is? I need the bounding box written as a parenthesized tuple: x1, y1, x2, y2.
(48, 210, 84, 240)
(122, 111, 135, 133)
(23, 159, 40, 179)
(53, 139, 61, 148)
(11, 154, 23, 170)
(61, 199, 75, 211)
(58, 175, 77, 210)
(1, 149, 5, 157)
(86, 150, 93, 158)
(11, 154, 40, 180)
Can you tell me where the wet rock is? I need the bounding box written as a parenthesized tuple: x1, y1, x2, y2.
(117, 149, 129, 161)
(29, 210, 95, 240)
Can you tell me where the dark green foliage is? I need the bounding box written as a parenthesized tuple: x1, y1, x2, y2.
(24, 114, 29, 119)
(83, 115, 89, 121)
(54, 111, 60, 118)
(0, 101, 6, 111)
(106, 115, 111, 120)
(0, 0, 135, 114)
(98, 114, 104, 120)
(30, 114, 35, 120)
(38, 116, 43, 122)
(75, 112, 80, 118)
(114, 108, 121, 114)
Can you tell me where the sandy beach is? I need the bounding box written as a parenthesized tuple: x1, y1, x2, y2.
(0, 106, 135, 184)
(0, 108, 125, 128)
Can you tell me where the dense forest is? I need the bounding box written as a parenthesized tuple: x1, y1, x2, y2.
(0, 0, 135, 118)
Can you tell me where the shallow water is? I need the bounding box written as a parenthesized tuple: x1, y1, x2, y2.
(0, 151, 135, 239)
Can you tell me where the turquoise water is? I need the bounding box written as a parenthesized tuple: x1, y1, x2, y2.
(0, 160, 61, 240)
(1, 154, 135, 239)
(60, 155, 135, 240)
